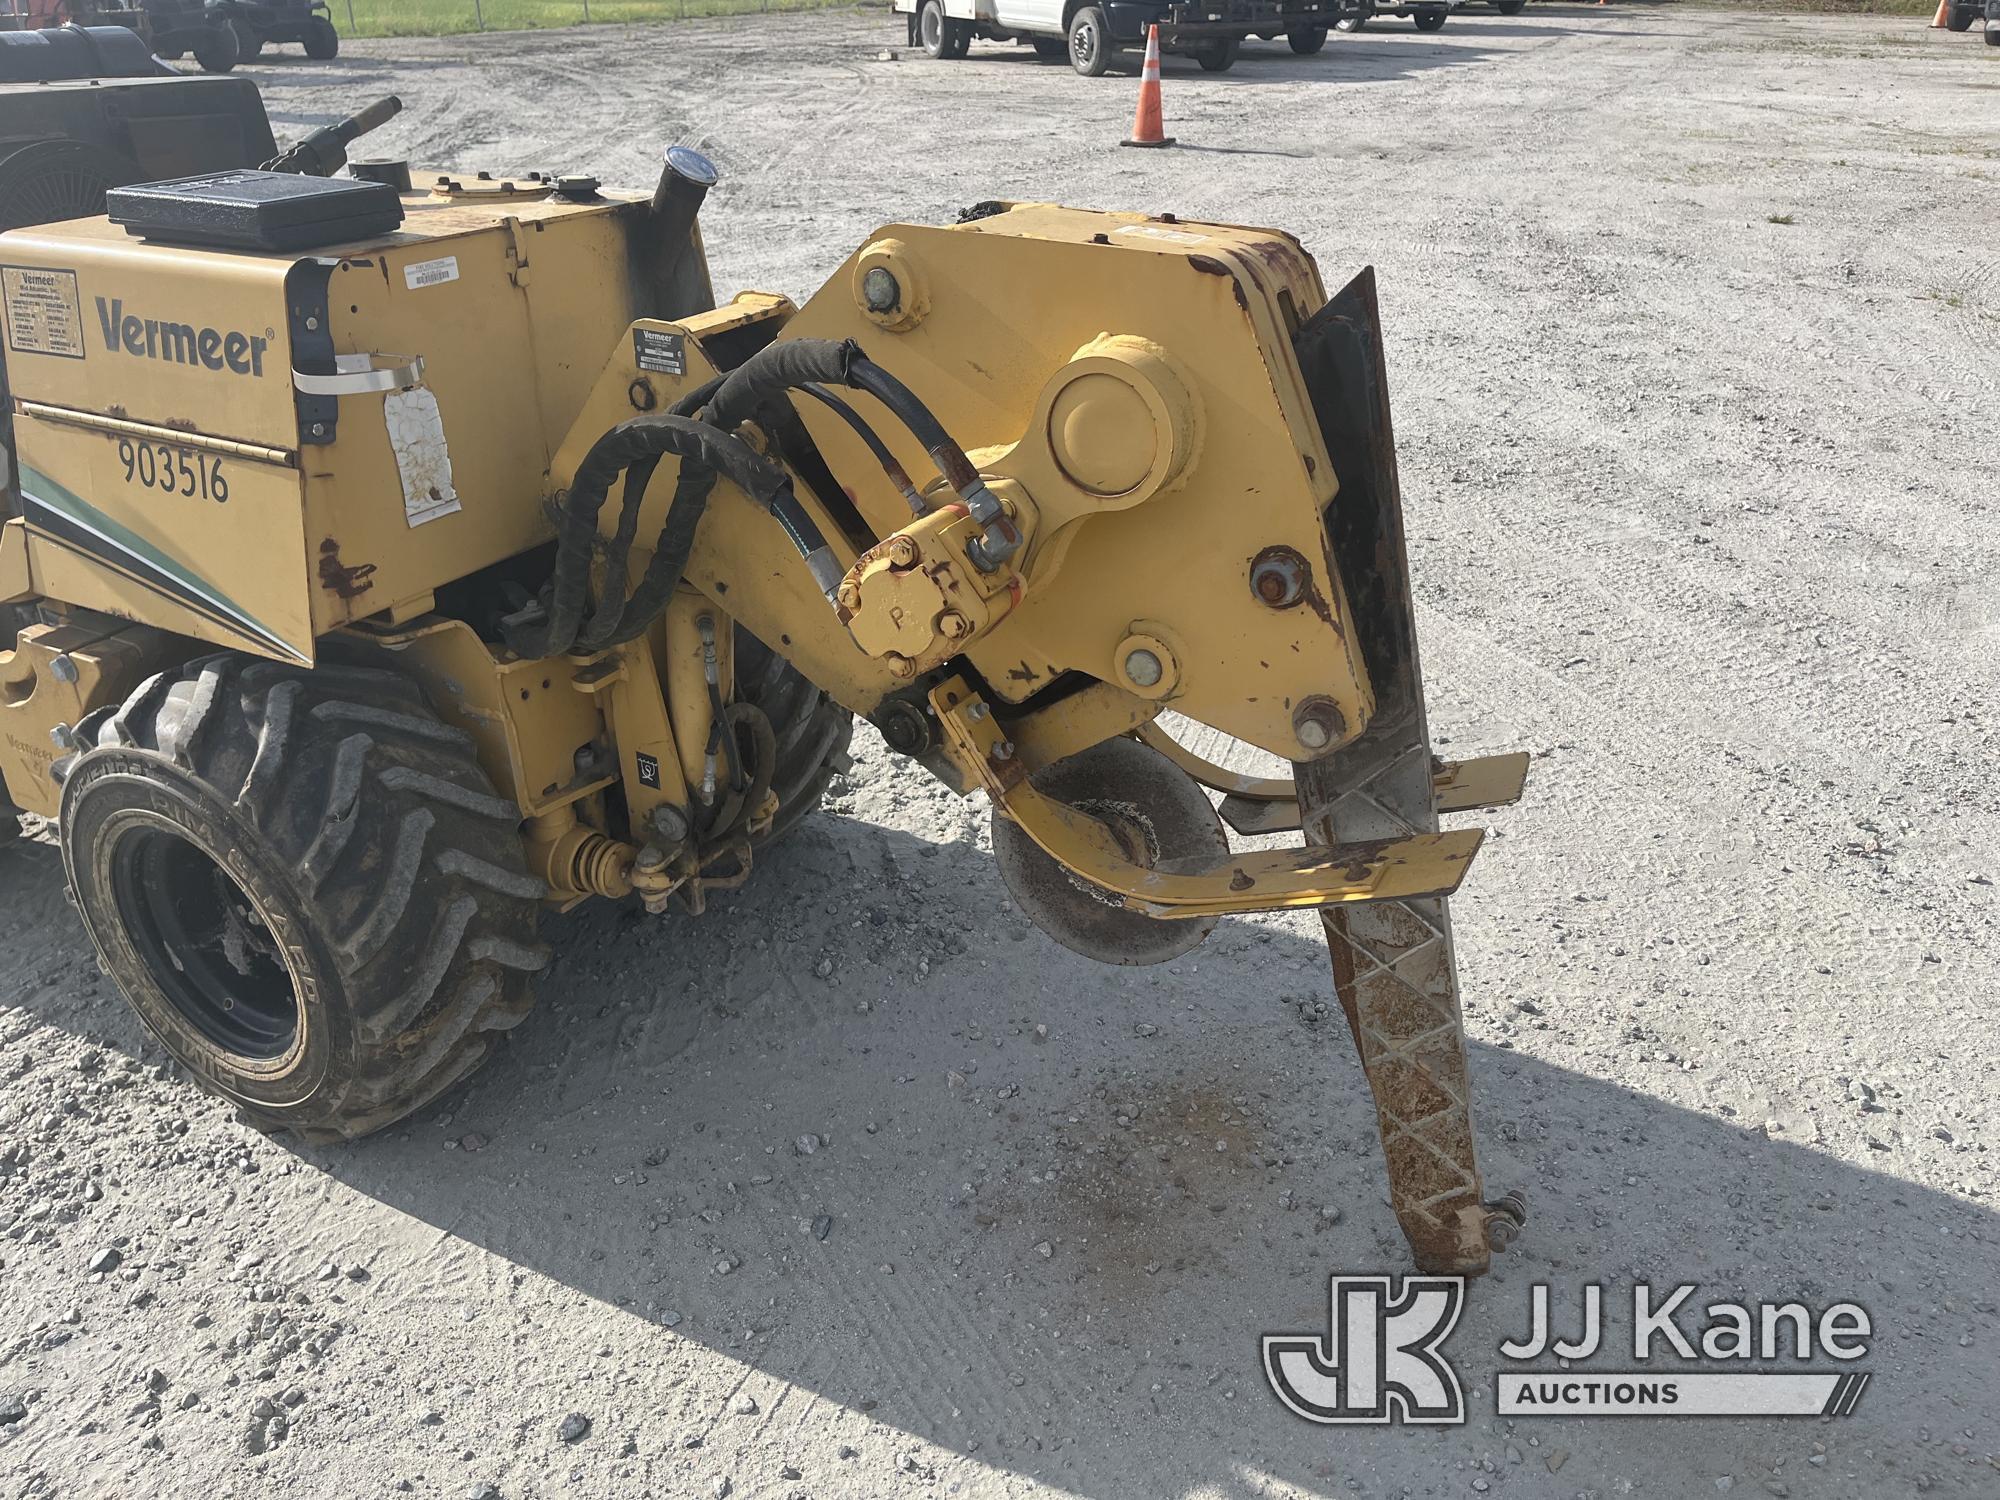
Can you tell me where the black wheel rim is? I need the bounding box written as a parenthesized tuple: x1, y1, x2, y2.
(110, 826, 300, 1061)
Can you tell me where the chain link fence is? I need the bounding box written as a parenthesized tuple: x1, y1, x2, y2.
(332, 0, 879, 38)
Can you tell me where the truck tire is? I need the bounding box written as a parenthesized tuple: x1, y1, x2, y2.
(1986, 21, 2000, 43)
(1945, 6, 1973, 27)
(1194, 37, 1239, 69)
(1335, 9, 1371, 30)
(1495, 0, 1525, 12)
(192, 22, 240, 71)
(1068, 5, 1113, 75)
(1413, 6, 1447, 28)
(60, 655, 548, 1142)
(918, 1, 949, 56)
(918, 1, 970, 56)
(1288, 23, 1328, 50)
(231, 19, 262, 58)
(1031, 34, 1066, 57)
(304, 16, 340, 57)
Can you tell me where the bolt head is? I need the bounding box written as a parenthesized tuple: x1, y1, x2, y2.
(1250, 547, 1309, 609)
(1292, 695, 1345, 752)
(861, 266, 901, 314)
(1123, 648, 1164, 688)
(48, 654, 79, 685)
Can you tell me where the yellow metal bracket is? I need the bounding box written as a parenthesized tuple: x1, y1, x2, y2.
(934, 679, 1483, 920)
(1133, 725, 1529, 837)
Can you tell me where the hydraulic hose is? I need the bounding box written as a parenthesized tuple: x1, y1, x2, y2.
(504, 414, 787, 659)
(521, 335, 1007, 662)
(696, 337, 1020, 570)
(844, 354, 1021, 570)
(699, 701, 776, 846)
(579, 456, 660, 648)
(679, 345, 866, 596)
(800, 383, 926, 515)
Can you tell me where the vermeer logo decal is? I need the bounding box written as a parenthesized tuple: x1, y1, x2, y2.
(95, 297, 269, 376)
(1264, 1278, 1873, 1425)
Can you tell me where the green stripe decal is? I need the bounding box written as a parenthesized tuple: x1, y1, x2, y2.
(18, 463, 306, 662)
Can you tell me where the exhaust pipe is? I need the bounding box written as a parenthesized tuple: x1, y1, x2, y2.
(648, 144, 719, 321)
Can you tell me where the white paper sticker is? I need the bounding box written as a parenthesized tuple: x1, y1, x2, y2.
(403, 255, 460, 291)
(1114, 223, 1209, 247)
(385, 386, 461, 527)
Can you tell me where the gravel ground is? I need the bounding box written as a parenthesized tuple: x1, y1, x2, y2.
(4, 5, 1998, 1498)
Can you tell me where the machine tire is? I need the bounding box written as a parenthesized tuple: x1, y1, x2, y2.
(1986, 21, 2000, 43)
(1194, 37, 1239, 69)
(1412, 6, 1447, 28)
(1288, 23, 1328, 50)
(60, 655, 548, 1142)
(231, 19, 262, 58)
(733, 629, 854, 845)
(304, 16, 340, 56)
(918, 0, 953, 56)
(192, 22, 240, 71)
(1031, 34, 1066, 56)
(1495, 0, 1525, 12)
(1334, 9, 1371, 30)
(1068, 5, 1113, 75)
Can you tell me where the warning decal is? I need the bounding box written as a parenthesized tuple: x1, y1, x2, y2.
(3, 266, 85, 359)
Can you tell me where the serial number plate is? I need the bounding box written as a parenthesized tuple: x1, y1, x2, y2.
(115, 437, 229, 503)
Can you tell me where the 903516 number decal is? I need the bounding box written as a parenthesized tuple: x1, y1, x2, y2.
(116, 437, 229, 504)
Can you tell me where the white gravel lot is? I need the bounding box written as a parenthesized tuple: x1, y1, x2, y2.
(2, 5, 1997, 1499)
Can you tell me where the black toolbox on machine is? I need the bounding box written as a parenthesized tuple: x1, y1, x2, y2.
(106, 170, 403, 252)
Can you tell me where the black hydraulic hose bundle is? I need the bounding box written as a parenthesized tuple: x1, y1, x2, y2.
(503, 413, 787, 659)
(506, 336, 1017, 663)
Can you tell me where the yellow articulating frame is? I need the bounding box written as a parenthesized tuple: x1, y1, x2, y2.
(0, 142, 1528, 1270)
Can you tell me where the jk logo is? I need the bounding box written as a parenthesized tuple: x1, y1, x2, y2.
(1263, 1276, 1467, 1425)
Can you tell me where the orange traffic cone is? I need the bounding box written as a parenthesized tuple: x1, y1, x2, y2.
(1928, 0, 1949, 25)
(1122, 24, 1175, 149)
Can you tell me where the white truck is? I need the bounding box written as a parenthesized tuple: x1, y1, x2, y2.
(894, 0, 1296, 75)
(1332, 0, 1463, 31)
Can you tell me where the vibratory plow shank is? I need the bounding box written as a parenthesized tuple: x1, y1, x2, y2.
(929, 272, 1530, 1276)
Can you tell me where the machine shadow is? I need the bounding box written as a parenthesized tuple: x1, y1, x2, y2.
(0, 812, 1991, 1496)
